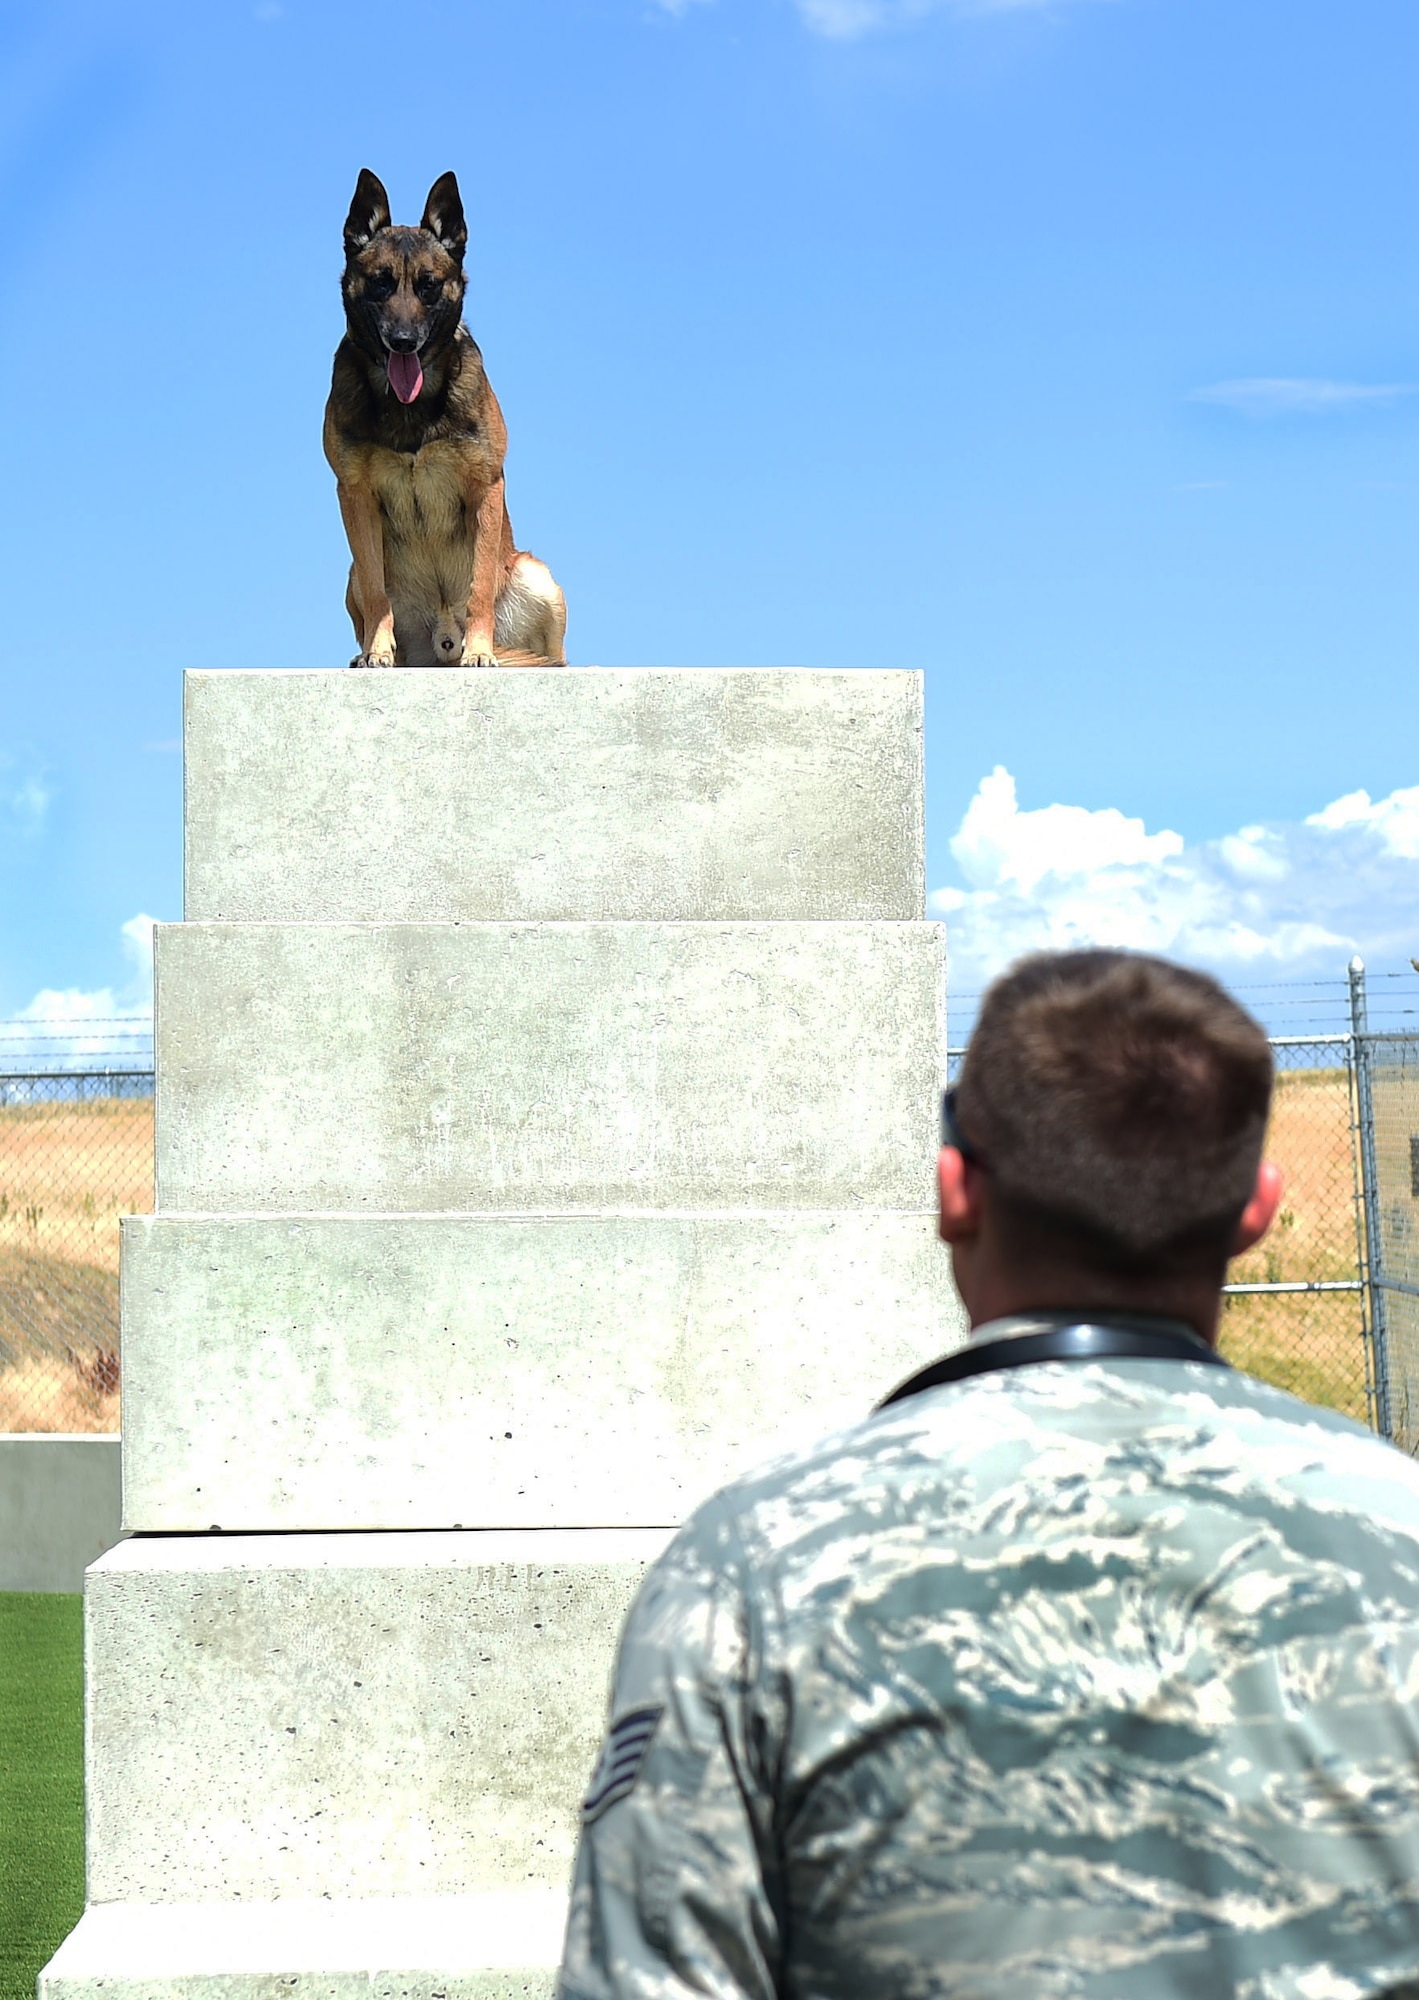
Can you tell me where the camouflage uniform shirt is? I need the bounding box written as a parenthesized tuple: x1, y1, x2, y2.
(558, 1318, 1419, 1999)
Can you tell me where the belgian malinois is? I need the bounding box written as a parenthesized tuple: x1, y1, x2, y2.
(324, 169, 567, 668)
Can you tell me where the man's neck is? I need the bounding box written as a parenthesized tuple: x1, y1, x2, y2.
(969, 1306, 1211, 1347)
(958, 1272, 1223, 1348)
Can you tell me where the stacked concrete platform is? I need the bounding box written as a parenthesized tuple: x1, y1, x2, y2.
(42, 668, 963, 1998)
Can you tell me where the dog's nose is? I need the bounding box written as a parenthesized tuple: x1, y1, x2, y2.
(387, 333, 420, 353)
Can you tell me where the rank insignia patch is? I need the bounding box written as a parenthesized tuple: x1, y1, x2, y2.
(581, 1705, 664, 1823)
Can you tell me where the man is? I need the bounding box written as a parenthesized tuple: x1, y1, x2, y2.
(557, 950, 1419, 1999)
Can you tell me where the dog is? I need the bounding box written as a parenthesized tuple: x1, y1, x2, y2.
(324, 169, 567, 668)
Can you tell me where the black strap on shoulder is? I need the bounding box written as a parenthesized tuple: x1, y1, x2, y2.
(877, 1321, 1229, 1411)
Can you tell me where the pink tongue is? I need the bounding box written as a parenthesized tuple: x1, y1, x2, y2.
(387, 351, 424, 403)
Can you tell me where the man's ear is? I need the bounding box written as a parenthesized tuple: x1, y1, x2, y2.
(345, 169, 391, 255)
(1231, 1160, 1284, 1257)
(420, 172, 467, 262)
(937, 1147, 984, 1245)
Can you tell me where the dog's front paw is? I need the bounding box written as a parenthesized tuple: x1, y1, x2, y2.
(355, 645, 397, 669)
(460, 639, 498, 668)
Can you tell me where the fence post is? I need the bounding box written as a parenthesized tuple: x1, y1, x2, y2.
(1349, 955, 1393, 1439)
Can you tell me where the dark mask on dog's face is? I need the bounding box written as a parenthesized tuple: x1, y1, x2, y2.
(340, 169, 468, 404)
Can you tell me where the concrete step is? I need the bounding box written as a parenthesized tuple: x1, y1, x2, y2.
(40, 1892, 563, 1997)
(84, 1531, 666, 1906)
(155, 921, 943, 1213)
(183, 668, 924, 924)
(119, 1209, 965, 1532)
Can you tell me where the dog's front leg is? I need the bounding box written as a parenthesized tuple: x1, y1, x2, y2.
(338, 479, 398, 667)
(461, 476, 505, 667)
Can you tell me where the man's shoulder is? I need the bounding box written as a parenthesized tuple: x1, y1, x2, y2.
(676, 1353, 1419, 1585)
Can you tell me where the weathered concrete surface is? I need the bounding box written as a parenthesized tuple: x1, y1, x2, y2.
(155, 922, 943, 1214)
(40, 1894, 562, 1998)
(48, 663, 951, 1998)
(0, 1435, 123, 1591)
(120, 1210, 965, 1531)
(85, 1530, 665, 1904)
(183, 668, 924, 925)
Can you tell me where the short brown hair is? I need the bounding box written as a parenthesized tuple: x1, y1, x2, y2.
(955, 951, 1273, 1277)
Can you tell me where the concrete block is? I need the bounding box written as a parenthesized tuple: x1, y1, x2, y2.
(119, 1210, 966, 1532)
(40, 1894, 563, 1998)
(155, 922, 943, 1214)
(85, 1531, 666, 1904)
(183, 668, 924, 925)
(0, 1435, 124, 1591)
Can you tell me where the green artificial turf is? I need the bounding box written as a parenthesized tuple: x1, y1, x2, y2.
(0, 1593, 84, 2000)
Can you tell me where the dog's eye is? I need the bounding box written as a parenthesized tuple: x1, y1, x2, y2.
(416, 277, 443, 304)
(365, 272, 396, 300)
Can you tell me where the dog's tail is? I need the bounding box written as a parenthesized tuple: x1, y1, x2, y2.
(492, 648, 568, 669)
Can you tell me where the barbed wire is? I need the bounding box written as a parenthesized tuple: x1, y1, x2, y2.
(948, 969, 1419, 1041)
(0, 1016, 154, 1077)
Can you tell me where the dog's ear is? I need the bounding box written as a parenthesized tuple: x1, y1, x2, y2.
(420, 172, 467, 262)
(344, 169, 391, 255)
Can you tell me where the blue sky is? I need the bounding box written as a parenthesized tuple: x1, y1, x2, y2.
(4, 0, 1419, 1041)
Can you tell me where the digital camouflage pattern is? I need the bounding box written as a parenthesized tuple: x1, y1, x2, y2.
(559, 1334, 1419, 2000)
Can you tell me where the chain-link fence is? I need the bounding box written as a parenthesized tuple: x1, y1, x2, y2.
(1216, 1037, 1370, 1423)
(0, 1070, 152, 1433)
(1, 974, 1416, 1439)
(1354, 979, 1419, 1451)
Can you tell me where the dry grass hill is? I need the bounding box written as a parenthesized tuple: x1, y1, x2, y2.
(0, 1070, 1374, 1434)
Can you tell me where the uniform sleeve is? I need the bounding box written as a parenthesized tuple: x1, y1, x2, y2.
(556, 1500, 783, 2000)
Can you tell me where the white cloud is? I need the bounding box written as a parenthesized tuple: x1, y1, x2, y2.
(0, 752, 49, 843)
(952, 766, 1182, 894)
(1306, 785, 1419, 859)
(6, 914, 155, 1068)
(932, 769, 1419, 1002)
(1216, 825, 1288, 883)
(1191, 378, 1413, 417)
